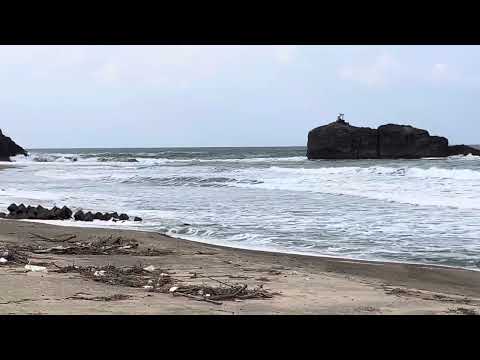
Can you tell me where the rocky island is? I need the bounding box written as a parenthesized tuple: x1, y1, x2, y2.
(307, 114, 480, 159)
(0, 129, 27, 161)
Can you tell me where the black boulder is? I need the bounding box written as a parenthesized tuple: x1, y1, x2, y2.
(119, 214, 129, 221)
(74, 210, 86, 221)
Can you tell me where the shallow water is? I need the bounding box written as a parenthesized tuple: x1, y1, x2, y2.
(1, 147, 480, 270)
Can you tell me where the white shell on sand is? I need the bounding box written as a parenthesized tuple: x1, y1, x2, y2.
(143, 265, 156, 272)
(169, 286, 178, 293)
(94, 270, 106, 277)
(0, 257, 7, 263)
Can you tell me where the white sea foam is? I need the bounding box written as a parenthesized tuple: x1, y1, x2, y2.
(224, 165, 480, 209)
(266, 165, 480, 181)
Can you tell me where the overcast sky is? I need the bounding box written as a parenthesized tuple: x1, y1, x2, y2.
(1, 45, 479, 148)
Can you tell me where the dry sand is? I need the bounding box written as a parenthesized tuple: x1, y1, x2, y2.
(0, 219, 479, 315)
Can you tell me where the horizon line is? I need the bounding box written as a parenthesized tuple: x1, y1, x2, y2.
(26, 145, 308, 150)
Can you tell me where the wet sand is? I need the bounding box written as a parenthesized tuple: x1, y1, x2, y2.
(0, 219, 479, 314)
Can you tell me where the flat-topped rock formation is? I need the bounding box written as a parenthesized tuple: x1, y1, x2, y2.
(307, 116, 480, 159)
(0, 129, 27, 161)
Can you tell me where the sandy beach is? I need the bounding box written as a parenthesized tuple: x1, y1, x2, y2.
(0, 219, 479, 315)
(3, 45, 480, 316)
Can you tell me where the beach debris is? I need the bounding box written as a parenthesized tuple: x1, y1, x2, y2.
(172, 292, 223, 305)
(31, 236, 150, 256)
(448, 307, 478, 315)
(143, 265, 156, 272)
(5, 235, 172, 257)
(67, 293, 132, 302)
(0, 245, 28, 265)
(168, 275, 277, 304)
(52, 263, 278, 305)
(54, 264, 174, 290)
(170, 283, 275, 305)
(94, 270, 106, 277)
(24, 264, 48, 273)
(0, 257, 7, 264)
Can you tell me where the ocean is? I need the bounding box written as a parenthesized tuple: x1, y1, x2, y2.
(1, 147, 480, 270)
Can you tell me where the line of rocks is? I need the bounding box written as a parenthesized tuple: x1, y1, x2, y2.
(74, 210, 142, 222)
(0, 203, 142, 223)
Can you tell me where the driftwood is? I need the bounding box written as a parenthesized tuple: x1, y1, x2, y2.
(173, 292, 223, 305)
(53, 263, 277, 305)
(29, 233, 77, 242)
(66, 294, 132, 302)
(0, 244, 29, 265)
(206, 276, 236, 288)
(54, 264, 175, 290)
(172, 283, 274, 302)
(22, 236, 173, 256)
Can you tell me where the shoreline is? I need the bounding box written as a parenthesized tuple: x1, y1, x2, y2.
(17, 219, 480, 273)
(1, 219, 479, 314)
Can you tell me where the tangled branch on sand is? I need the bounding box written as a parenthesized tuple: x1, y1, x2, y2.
(172, 283, 275, 302)
(25, 235, 173, 256)
(53, 263, 277, 305)
(54, 264, 175, 289)
(1, 240, 277, 306)
(0, 244, 29, 265)
(66, 293, 132, 302)
(448, 307, 478, 315)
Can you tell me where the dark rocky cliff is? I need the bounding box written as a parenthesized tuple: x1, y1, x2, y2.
(307, 120, 378, 159)
(0, 129, 27, 161)
(377, 124, 449, 159)
(307, 118, 480, 159)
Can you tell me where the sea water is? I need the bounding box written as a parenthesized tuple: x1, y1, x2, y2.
(1, 147, 480, 270)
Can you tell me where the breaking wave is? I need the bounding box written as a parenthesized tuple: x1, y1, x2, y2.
(120, 175, 263, 187)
